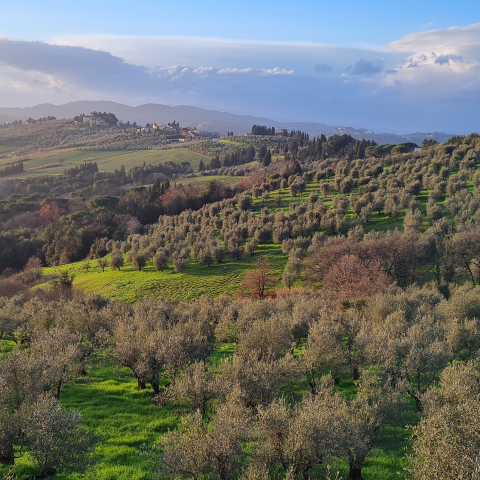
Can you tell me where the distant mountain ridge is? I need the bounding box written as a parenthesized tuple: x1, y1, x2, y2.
(0, 101, 456, 144)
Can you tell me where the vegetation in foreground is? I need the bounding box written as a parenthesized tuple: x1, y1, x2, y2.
(1, 283, 479, 479)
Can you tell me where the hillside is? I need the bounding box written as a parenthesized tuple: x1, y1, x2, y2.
(39, 175, 412, 302)
(6, 149, 211, 178)
(0, 100, 456, 142)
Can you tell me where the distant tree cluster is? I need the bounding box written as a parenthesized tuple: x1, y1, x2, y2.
(0, 162, 23, 178)
(365, 142, 417, 157)
(0, 119, 23, 128)
(251, 125, 276, 136)
(63, 161, 98, 176)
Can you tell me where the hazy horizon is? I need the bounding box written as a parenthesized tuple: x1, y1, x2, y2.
(1, 1, 480, 133)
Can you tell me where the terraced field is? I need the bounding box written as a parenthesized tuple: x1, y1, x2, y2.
(8, 148, 211, 177)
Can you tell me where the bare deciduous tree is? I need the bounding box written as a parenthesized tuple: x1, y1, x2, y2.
(239, 258, 278, 299)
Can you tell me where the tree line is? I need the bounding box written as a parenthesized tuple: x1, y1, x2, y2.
(0, 162, 23, 178)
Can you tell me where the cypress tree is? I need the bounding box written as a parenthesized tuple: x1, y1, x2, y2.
(263, 149, 272, 167)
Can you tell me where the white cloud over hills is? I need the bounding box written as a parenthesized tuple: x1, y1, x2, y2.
(1, 24, 480, 132)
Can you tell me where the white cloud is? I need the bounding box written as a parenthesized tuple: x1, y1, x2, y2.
(217, 67, 294, 75)
(389, 23, 480, 53)
(50, 34, 398, 75)
(2, 25, 480, 132)
(382, 24, 480, 102)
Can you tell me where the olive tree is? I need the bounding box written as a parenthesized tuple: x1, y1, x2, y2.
(153, 249, 169, 271)
(110, 253, 124, 271)
(23, 394, 99, 478)
(408, 362, 480, 480)
(251, 382, 348, 480)
(158, 390, 251, 480)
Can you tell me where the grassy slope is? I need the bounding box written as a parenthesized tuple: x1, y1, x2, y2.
(0, 145, 18, 157)
(10, 148, 211, 177)
(218, 139, 249, 146)
(252, 180, 405, 233)
(0, 336, 15, 354)
(176, 175, 246, 187)
(42, 244, 286, 303)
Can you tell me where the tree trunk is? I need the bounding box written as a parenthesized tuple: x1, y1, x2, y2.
(348, 456, 366, 480)
(0, 442, 14, 465)
(137, 378, 146, 390)
(55, 380, 63, 400)
(150, 379, 160, 396)
(413, 394, 423, 412)
(77, 351, 90, 376)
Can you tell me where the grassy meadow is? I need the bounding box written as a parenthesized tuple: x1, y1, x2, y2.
(41, 244, 286, 303)
(5, 148, 211, 178)
(217, 139, 249, 146)
(176, 174, 247, 188)
(0, 144, 18, 157)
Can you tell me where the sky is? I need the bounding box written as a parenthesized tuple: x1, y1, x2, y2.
(1, 0, 480, 133)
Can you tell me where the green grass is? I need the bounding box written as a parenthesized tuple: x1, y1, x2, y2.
(41, 244, 287, 303)
(0, 335, 16, 354)
(0, 361, 178, 480)
(11, 149, 211, 178)
(0, 144, 18, 157)
(218, 139, 248, 146)
(0, 355, 415, 480)
(176, 175, 246, 187)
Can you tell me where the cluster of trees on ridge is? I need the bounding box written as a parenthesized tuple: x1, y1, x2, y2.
(0, 162, 23, 178)
(73, 112, 119, 125)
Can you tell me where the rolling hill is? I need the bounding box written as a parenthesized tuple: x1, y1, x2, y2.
(0, 101, 456, 144)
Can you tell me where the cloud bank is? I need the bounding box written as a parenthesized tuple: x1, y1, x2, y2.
(1, 24, 480, 132)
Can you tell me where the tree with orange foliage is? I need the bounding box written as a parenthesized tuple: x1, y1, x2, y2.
(239, 258, 278, 299)
(322, 254, 392, 299)
(39, 204, 63, 223)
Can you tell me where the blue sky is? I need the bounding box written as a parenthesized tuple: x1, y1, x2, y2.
(2, 0, 476, 46)
(1, 0, 480, 132)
